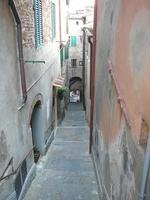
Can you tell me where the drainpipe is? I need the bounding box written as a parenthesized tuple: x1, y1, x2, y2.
(88, 35, 93, 153)
(9, 0, 27, 103)
(89, 0, 98, 153)
(139, 133, 150, 200)
(58, 0, 62, 46)
(82, 28, 86, 111)
(88, 36, 93, 99)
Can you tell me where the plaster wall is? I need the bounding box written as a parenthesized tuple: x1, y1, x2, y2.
(0, 0, 65, 199)
(0, 1, 22, 199)
(92, 0, 150, 199)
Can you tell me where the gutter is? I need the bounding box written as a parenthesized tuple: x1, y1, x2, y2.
(88, 35, 93, 153)
(82, 28, 86, 111)
(9, 0, 27, 103)
(89, 0, 97, 153)
(58, 0, 62, 46)
(88, 36, 93, 99)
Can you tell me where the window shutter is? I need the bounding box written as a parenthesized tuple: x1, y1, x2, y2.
(60, 48, 64, 67)
(51, 2, 56, 40)
(35, 0, 43, 47)
(65, 46, 69, 59)
(71, 36, 77, 47)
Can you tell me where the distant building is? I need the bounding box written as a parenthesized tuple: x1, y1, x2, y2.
(67, 6, 94, 106)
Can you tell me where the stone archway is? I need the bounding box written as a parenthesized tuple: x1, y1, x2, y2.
(30, 97, 45, 163)
(69, 77, 82, 102)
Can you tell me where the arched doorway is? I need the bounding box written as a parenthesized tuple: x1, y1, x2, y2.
(69, 77, 82, 103)
(30, 101, 45, 163)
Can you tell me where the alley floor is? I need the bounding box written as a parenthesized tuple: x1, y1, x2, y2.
(24, 103, 99, 200)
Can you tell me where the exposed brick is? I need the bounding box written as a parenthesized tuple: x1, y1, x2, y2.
(14, 0, 52, 48)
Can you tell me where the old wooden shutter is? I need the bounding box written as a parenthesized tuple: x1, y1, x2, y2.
(51, 2, 56, 40)
(71, 36, 77, 47)
(35, 0, 43, 47)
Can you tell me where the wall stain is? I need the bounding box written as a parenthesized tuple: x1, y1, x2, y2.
(0, 130, 8, 166)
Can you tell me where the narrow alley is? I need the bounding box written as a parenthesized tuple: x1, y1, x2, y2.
(2, 0, 150, 199)
(24, 103, 99, 200)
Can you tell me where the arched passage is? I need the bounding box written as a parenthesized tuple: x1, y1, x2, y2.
(30, 100, 45, 163)
(69, 77, 82, 102)
(69, 77, 82, 89)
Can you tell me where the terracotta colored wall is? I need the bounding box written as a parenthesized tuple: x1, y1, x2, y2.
(92, 0, 150, 199)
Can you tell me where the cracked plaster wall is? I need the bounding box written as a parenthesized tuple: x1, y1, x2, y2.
(92, 0, 150, 199)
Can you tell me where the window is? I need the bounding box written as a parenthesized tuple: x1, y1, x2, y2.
(79, 61, 83, 66)
(34, 0, 43, 48)
(70, 36, 77, 47)
(140, 119, 149, 151)
(71, 59, 77, 67)
(66, 0, 69, 5)
(51, 2, 56, 40)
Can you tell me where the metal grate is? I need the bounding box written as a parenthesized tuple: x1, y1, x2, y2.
(21, 160, 27, 184)
(7, 191, 17, 200)
(15, 172, 22, 199)
(15, 160, 27, 199)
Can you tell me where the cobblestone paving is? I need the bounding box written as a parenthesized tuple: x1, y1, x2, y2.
(24, 103, 99, 200)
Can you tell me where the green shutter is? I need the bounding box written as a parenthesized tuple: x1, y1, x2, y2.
(35, 0, 43, 48)
(60, 48, 63, 67)
(70, 36, 77, 47)
(65, 46, 69, 59)
(51, 2, 56, 40)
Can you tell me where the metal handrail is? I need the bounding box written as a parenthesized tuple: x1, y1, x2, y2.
(108, 60, 131, 127)
(0, 146, 34, 182)
(0, 157, 14, 180)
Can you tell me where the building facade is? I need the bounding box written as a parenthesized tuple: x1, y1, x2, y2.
(90, 0, 150, 199)
(0, 0, 68, 199)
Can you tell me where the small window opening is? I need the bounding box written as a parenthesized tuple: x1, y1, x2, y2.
(71, 59, 77, 67)
(140, 119, 149, 151)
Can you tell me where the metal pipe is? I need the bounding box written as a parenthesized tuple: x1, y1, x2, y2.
(82, 28, 86, 111)
(139, 133, 150, 200)
(107, 60, 131, 127)
(58, 0, 62, 46)
(88, 35, 93, 99)
(25, 60, 46, 64)
(0, 146, 34, 182)
(89, 0, 98, 153)
(9, 0, 27, 102)
(88, 35, 93, 154)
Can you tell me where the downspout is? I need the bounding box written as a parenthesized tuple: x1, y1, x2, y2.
(9, 0, 27, 103)
(58, 0, 62, 45)
(82, 28, 86, 111)
(139, 133, 150, 200)
(58, 0, 63, 75)
(89, 0, 98, 153)
(88, 35, 93, 153)
(88, 35, 93, 99)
